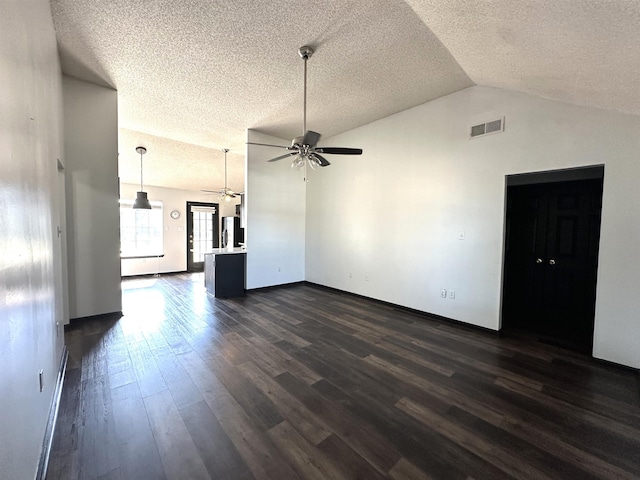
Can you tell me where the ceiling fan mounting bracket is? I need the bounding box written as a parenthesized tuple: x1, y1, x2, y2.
(298, 45, 314, 60)
(136, 146, 147, 155)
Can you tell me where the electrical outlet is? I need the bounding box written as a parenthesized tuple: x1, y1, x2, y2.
(365, 274, 369, 281)
(440, 289, 447, 298)
(39, 370, 44, 392)
(56, 321, 60, 337)
(277, 266, 281, 272)
(349, 272, 352, 278)
(449, 290, 455, 299)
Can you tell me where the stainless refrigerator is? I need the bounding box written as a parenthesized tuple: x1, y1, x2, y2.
(221, 216, 244, 248)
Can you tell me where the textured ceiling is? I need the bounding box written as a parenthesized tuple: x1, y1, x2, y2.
(49, 0, 640, 191)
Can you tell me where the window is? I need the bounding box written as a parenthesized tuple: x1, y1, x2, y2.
(119, 200, 163, 257)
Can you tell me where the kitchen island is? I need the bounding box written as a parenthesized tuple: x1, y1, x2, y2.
(203, 248, 246, 298)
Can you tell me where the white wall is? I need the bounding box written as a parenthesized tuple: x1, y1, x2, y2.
(0, 1, 67, 477)
(246, 130, 306, 289)
(119, 183, 240, 276)
(63, 76, 122, 319)
(306, 86, 640, 369)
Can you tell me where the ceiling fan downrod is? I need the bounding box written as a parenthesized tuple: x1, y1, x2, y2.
(223, 148, 229, 191)
(299, 46, 313, 136)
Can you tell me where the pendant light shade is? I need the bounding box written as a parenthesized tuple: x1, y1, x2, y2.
(133, 146, 152, 209)
(133, 191, 152, 209)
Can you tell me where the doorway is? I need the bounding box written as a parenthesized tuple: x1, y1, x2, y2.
(186, 201, 219, 272)
(501, 166, 604, 353)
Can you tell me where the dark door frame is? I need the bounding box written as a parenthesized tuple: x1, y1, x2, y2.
(499, 164, 604, 352)
(186, 201, 220, 272)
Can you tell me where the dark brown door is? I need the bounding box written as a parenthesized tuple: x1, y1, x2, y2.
(186, 201, 219, 272)
(502, 179, 603, 352)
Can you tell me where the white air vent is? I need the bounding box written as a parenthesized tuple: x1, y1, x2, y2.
(470, 117, 505, 139)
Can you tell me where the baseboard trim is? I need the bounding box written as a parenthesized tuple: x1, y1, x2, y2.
(247, 281, 306, 293)
(302, 282, 638, 371)
(591, 355, 640, 374)
(68, 310, 123, 326)
(35, 345, 68, 480)
(303, 281, 499, 336)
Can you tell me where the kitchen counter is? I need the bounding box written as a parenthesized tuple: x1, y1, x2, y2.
(204, 247, 246, 255)
(204, 250, 246, 297)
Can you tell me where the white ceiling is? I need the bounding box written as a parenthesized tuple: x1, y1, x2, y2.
(50, 0, 640, 191)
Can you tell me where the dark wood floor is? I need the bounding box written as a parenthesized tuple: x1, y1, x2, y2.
(47, 273, 640, 480)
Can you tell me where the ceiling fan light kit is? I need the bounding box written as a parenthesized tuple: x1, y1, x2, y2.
(133, 146, 152, 209)
(247, 45, 363, 181)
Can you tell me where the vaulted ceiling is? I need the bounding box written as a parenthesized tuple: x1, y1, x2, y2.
(50, 0, 640, 192)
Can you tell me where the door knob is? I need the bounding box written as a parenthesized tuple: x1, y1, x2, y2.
(549, 259, 556, 265)
(536, 258, 543, 264)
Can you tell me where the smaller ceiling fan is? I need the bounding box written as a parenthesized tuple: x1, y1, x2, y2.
(247, 46, 363, 178)
(201, 148, 241, 202)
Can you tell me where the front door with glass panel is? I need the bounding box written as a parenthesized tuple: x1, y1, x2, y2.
(186, 201, 219, 272)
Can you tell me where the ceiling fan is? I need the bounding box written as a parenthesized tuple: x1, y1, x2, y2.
(201, 148, 241, 202)
(247, 45, 363, 178)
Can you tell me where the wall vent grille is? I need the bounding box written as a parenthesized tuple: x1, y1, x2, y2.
(470, 117, 504, 139)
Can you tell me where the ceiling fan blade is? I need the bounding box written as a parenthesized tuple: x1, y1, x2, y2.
(313, 154, 331, 167)
(201, 189, 220, 193)
(247, 141, 291, 149)
(316, 147, 363, 155)
(268, 152, 297, 162)
(302, 130, 321, 148)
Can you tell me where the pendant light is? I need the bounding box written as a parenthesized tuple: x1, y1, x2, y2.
(133, 146, 152, 209)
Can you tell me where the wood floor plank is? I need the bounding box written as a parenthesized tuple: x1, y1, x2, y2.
(178, 350, 302, 480)
(310, 376, 508, 480)
(388, 458, 436, 480)
(275, 371, 402, 475)
(237, 360, 332, 445)
(76, 374, 120, 479)
(204, 352, 284, 430)
(243, 333, 322, 385)
(396, 396, 558, 480)
(48, 275, 640, 480)
(180, 400, 254, 480)
(104, 323, 136, 390)
(151, 345, 204, 410)
(315, 433, 388, 480)
(110, 382, 167, 480)
(143, 389, 211, 480)
(97, 468, 122, 480)
(119, 318, 168, 398)
(268, 420, 349, 480)
(46, 367, 82, 480)
(222, 330, 287, 377)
